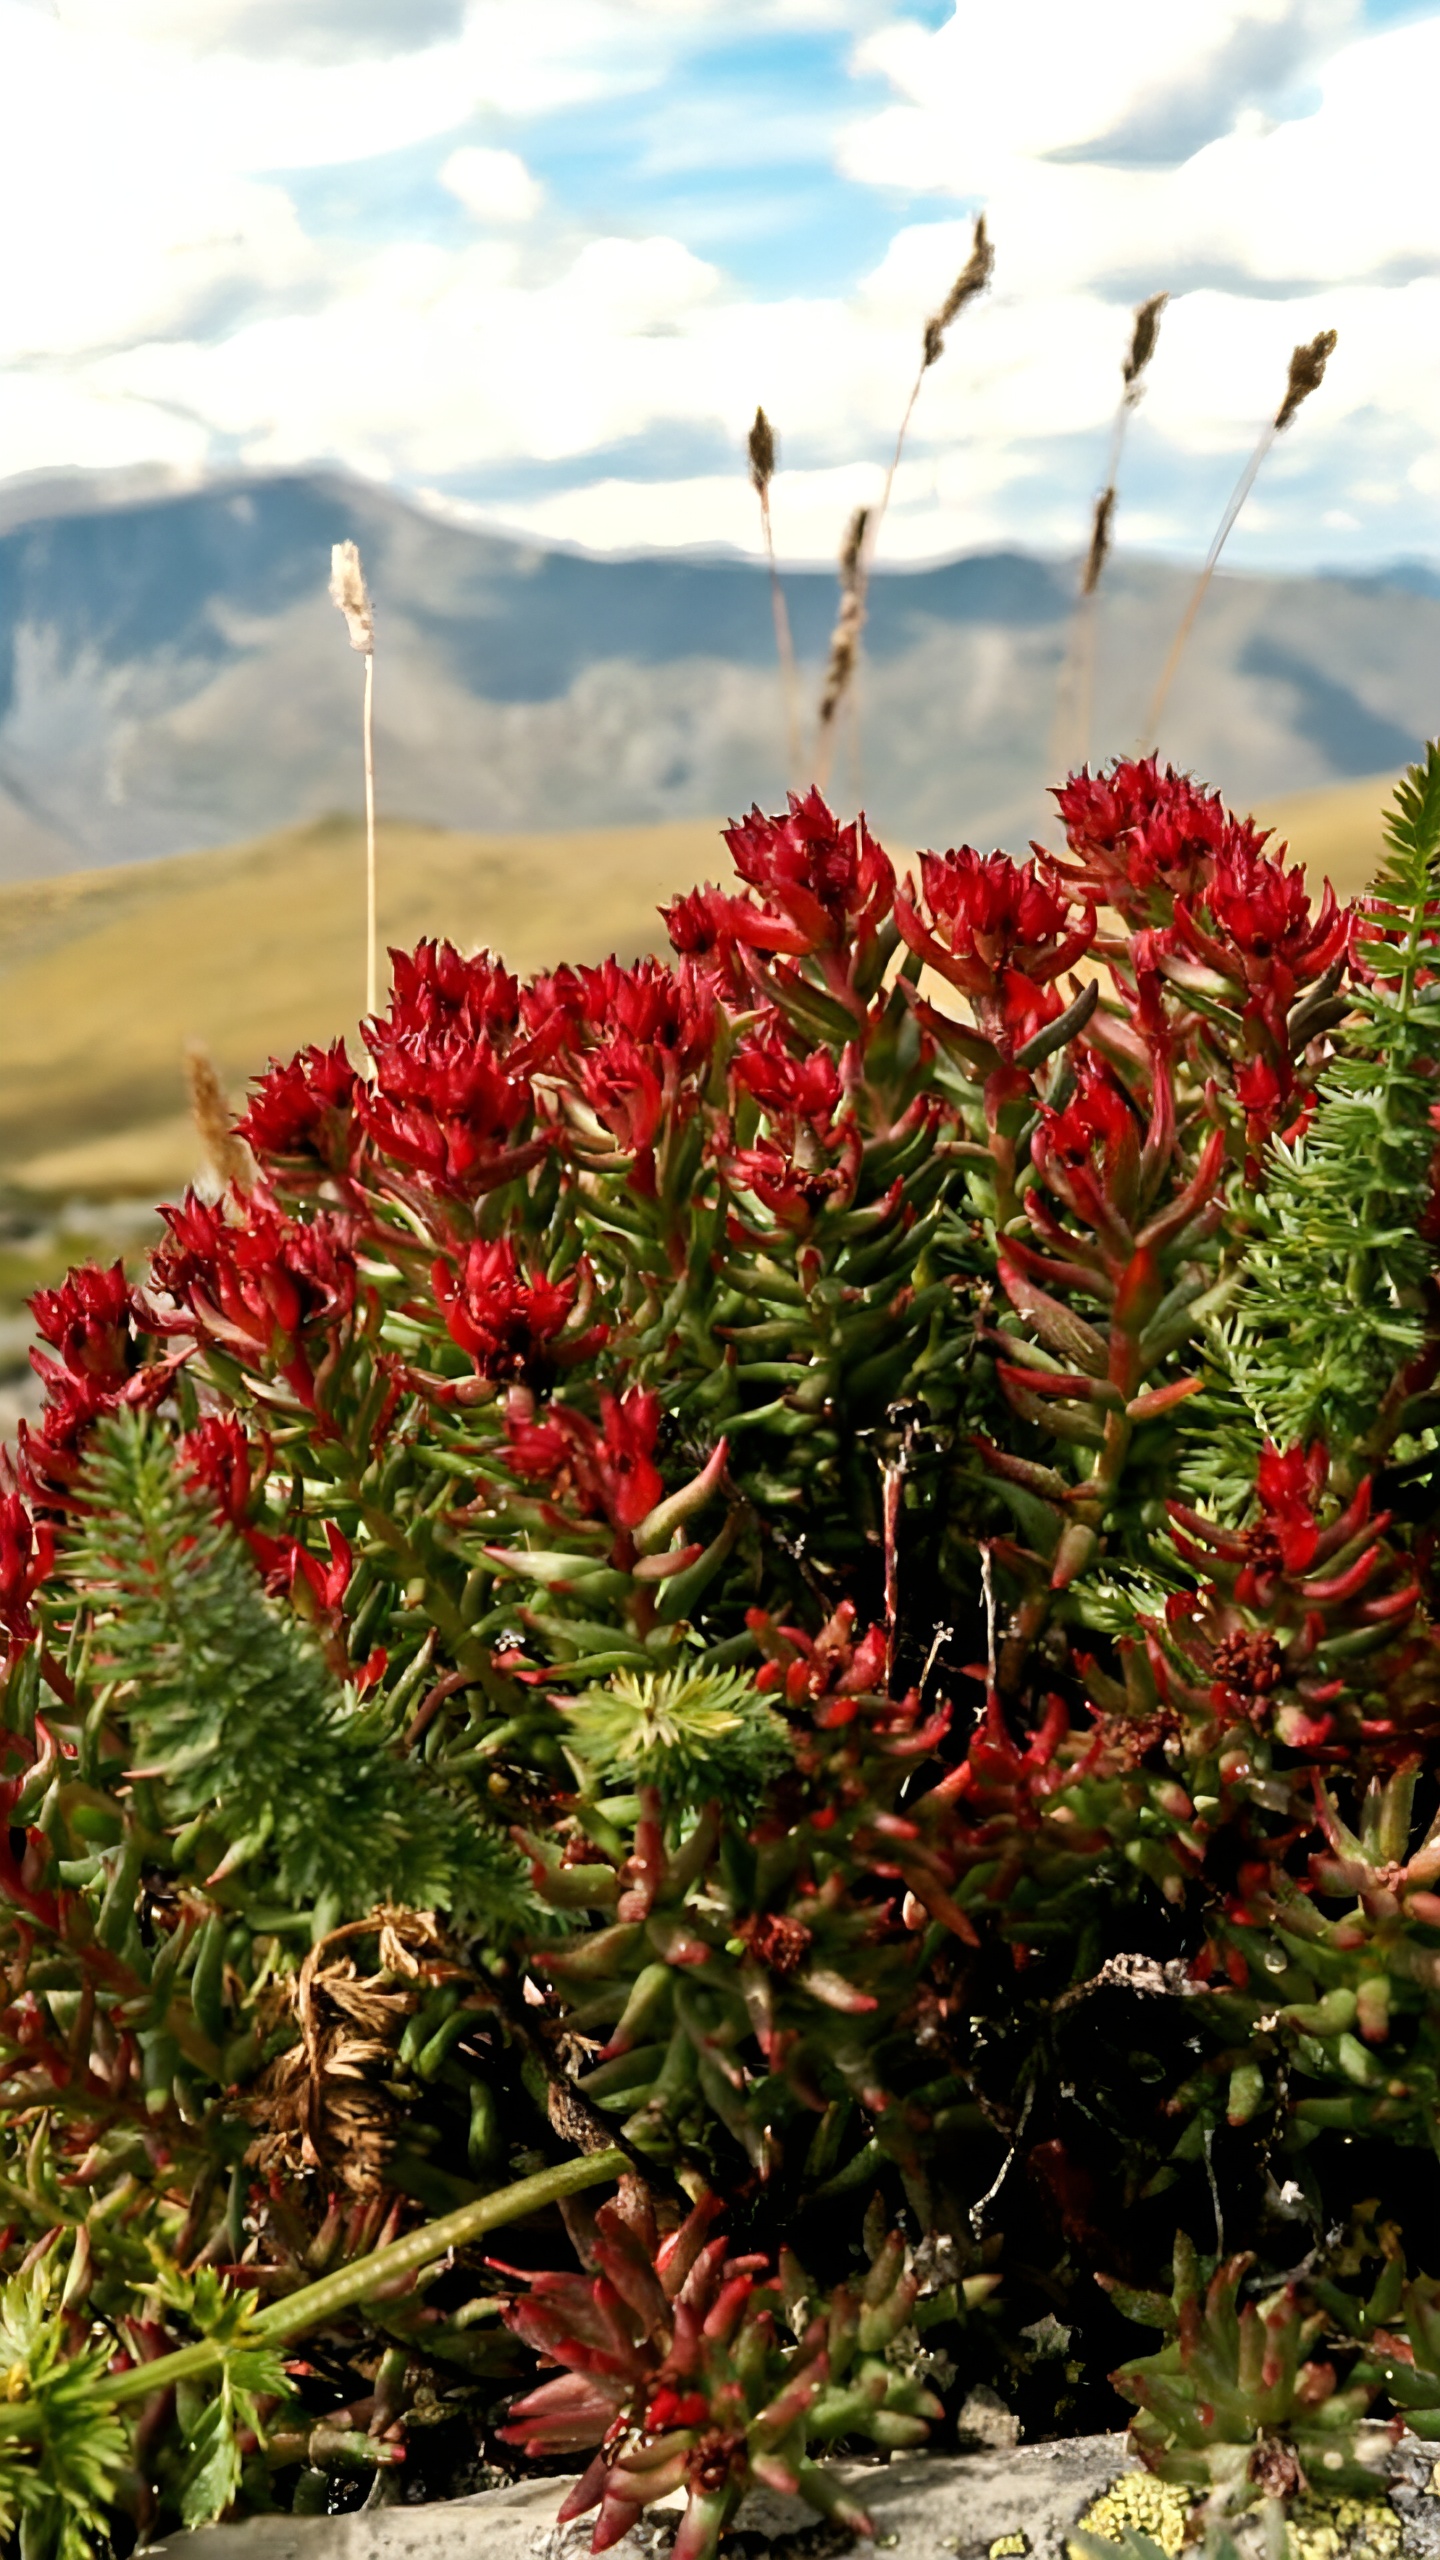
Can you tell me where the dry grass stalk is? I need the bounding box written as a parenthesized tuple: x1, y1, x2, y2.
(1142, 327, 1337, 750)
(329, 539, 378, 1021)
(815, 505, 870, 788)
(1051, 293, 1168, 776)
(815, 215, 993, 789)
(749, 407, 802, 785)
(184, 1039, 255, 1196)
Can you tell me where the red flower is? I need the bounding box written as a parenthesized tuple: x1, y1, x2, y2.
(1170, 847, 1350, 1038)
(1033, 1054, 1142, 1228)
(723, 790, 894, 959)
(535, 959, 715, 1187)
(722, 1024, 863, 1232)
(383, 941, 526, 1047)
(1251, 1441, 1327, 1581)
(358, 1034, 542, 1196)
(505, 1387, 665, 1534)
(661, 883, 756, 1000)
(1053, 758, 1272, 921)
(0, 1496, 52, 1647)
(731, 1026, 843, 1128)
(30, 1263, 136, 1398)
(237, 1042, 359, 1178)
(894, 848, 1094, 1051)
(431, 1237, 584, 1382)
(154, 1195, 357, 1409)
(1170, 1441, 1334, 1598)
(181, 1413, 264, 1530)
(351, 942, 560, 1198)
(19, 1264, 168, 1500)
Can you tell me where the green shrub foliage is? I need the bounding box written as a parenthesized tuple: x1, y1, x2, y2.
(3, 752, 1440, 2546)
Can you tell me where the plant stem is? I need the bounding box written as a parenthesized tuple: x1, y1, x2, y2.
(1140, 426, 1274, 753)
(104, 2145, 627, 2409)
(363, 650, 377, 1022)
(758, 486, 801, 788)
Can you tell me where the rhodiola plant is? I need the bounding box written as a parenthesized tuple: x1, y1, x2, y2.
(1, 752, 1439, 2545)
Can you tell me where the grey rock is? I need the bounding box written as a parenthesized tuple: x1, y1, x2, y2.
(149, 2441, 1136, 2560)
(145, 2436, 1440, 2560)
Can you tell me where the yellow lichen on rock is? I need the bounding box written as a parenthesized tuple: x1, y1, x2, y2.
(987, 2536, 1028, 2558)
(1070, 2474, 1402, 2560)
(1284, 2491, 1401, 2560)
(1072, 2472, 1192, 2555)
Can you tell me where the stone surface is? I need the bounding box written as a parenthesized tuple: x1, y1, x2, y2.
(145, 2437, 1440, 2560)
(152, 2439, 1135, 2560)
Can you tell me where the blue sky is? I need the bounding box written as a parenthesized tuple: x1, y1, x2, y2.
(3, 0, 1439, 572)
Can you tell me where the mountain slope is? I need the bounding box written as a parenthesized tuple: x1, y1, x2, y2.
(0, 468, 1436, 881)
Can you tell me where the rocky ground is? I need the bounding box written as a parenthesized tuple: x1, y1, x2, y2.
(155, 2437, 1440, 2560)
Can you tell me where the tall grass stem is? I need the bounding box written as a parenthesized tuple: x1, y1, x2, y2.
(1141, 327, 1335, 753)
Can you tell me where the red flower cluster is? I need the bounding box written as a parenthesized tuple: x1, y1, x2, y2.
(500, 2194, 765, 2560)
(1054, 757, 1273, 921)
(237, 1041, 358, 1178)
(0, 1495, 53, 1651)
(536, 958, 715, 1186)
(431, 1237, 590, 1383)
(505, 1387, 665, 1535)
(1167, 846, 1351, 1166)
(723, 1023, 861, 1233)
(662, 882, 757, 1002)
(894, 847, 1095, 1053)
(182, 1412, 264, 1531)
(154, 1196, 357, 1413)
(15, 1263, 164, 1502)
(1028, 1050, 1223, 1262)
(724, 790, 894, 959)
(1158, 1442, 1435, 1751)
(358, 940, 552, 1198)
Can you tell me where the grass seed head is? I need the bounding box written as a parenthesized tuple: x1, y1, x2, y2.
(818, 503, 870, 732)
(329, 538, 374, 655)
(922, 213, 993, 368)
(748, 406, 776, 497)
(1275, 328, 1337, 431)
(1123, 291, 1168, 397)
(184, 1039, 255, 1196)
(1082, 484, 1116, 597)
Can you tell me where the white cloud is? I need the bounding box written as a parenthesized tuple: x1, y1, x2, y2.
(5, 0, 1440, 570)
(846, 0, 1354, 186)
(441, 145, 544, 223)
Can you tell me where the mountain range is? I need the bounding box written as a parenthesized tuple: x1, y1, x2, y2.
(0, 465, 1435, 881)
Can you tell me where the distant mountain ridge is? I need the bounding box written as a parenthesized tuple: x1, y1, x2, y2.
(0, 466, 1434, 881)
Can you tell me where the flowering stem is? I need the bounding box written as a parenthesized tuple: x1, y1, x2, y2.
(104, 2146, 627, 2409)
(363, 650, 377, 1024)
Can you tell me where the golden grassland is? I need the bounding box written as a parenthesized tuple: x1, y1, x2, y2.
(0, 812, 728, 1197)
(0, 774, 1396, 1201)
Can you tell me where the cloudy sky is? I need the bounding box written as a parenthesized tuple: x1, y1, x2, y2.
(2, 0, 1437, 569)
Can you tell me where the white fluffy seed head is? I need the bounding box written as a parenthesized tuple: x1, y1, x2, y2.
(329, 538, 374, 655)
